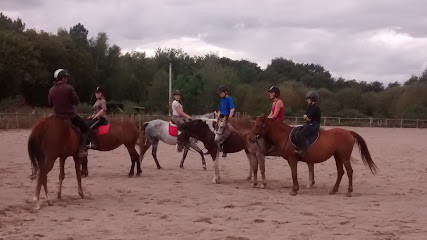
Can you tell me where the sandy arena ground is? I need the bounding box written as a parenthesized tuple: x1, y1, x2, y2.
(0, 127, 426, 240)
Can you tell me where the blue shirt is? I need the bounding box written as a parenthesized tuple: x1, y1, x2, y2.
(219, 96, 235, 117)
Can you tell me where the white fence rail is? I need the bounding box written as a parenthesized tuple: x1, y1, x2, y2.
(0, 112, 427, 129)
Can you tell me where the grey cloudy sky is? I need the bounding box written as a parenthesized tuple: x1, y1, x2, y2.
(2, 0, 427, 83)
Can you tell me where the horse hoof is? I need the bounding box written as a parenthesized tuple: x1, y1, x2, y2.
(34, 203, 41, 210)
(246, 176, 252, 181)
(252, 183, 257, 188)
(47, 200, 53, 206)
(180, 165, 184, 169)
(212, 178, 220, 184)
(261, 183, 267, 189)
(329, 190, 336, 195)
(290, 191, 298, 196)
(128, 174, 134, 178)
(57, 193, 61, 199)
(157, 167, 162, 170)
(79, 192, 85, 199)
(136, 173, 142, 177)
(203, 167, 207, 171)
(82, 174, 88, 178)
(346, 192, 352, 197)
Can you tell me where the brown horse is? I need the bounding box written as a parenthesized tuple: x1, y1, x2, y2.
(250, 115, 378, 196)
(28, 116, 84, 209)
(178, 118, 282, 187)
(28, 116, 144, 209)
(81, 119, 144, 177)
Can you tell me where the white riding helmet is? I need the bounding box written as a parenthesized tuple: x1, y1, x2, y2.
(53, 69, 69, 80)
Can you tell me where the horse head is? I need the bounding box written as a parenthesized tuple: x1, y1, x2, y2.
(214, 118, 231, 144)
(250, 114, 268, 143)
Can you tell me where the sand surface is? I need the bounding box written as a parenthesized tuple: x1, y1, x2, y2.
(0, 127, 426, 240)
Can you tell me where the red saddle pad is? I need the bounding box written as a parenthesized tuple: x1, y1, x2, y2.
(97, 124, 111, 136)
(169, 121, 178, 137)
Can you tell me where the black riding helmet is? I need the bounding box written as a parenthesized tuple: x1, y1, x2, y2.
(267, 86, 280, 97)
(95, 86, 105, 95)
(217, 85, 228, 94)
(173, 90, 182, 96)
(305, 90, 319, 102)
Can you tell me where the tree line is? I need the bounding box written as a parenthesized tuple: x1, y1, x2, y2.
(1, 13, 427, 118)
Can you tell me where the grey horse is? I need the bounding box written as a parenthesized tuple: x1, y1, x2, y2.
(140, 112, 215, 170)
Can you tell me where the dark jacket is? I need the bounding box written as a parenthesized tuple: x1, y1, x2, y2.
(306, 103, 321, 123)
(48, 82, 79, 118)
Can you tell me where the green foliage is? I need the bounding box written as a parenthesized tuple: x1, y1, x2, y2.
(1, 12, 427, 119)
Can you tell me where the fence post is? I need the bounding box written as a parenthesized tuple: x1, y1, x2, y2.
(295, 117, 297, 124)
(416, 119, 419, 128)
(338, 117, 341, 125)
(16, 112, 19, 128)
(400, 118, 403, 128)
(385, 118, 388, 127)
(370, 117, 373, 127)
(323, 117, 326, 126)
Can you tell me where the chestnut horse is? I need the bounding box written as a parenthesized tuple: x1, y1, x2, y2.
(81, 118, 144, 177)
(250, 115, 378, 196)
(28, 116, 144, 209)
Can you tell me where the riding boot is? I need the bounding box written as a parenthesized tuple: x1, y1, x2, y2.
(85, 130, 97, 149)
(221, 144, 227, 158)
(78, 132, 89, 158)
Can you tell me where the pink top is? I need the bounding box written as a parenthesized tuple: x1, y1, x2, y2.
(271, 99, 284, 121)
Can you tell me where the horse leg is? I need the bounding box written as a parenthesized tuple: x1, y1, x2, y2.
(127, 146, 141, 177)
(343, 159, 353, 197)
(81, 156, 88, 178)
(211, 147, 220, 183)
(330, 156, 344, 195)
(246, 151, 258, 187)
(42, 174, 53, 206)
(73, 156, 84, 199)
(41, 157, 56, 206)
(259, 154, 267, 189)
(245, 150, 253, 181)
(151, 140, 162, 169)
(137, 142, 151, 176)
(190, 140, 206, 170)
(180, 147, 189, 169)
(58, 157, 66, 199)
(308, 162, 315, 188)
(33, 172, 44, 210)
(288, 159, 299, 196)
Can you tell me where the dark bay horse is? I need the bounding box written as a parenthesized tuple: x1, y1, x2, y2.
(81, 118, 144, 177)
(178, 118, 281, 187)
(250, 115, 378, 196)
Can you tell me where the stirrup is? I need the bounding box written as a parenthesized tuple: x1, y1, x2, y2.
(86, 142, 96, 149)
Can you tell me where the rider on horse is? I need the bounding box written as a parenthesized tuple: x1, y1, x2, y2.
(86, 86, 108, 149)
(171, 90, 192, 126)
(216, 85, 235, 157)
(267, 86, 284, 121)
(295, 90, 321, 157)
(48, 69, 89, 157)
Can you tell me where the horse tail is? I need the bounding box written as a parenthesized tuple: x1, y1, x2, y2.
(141, 122, 149, 131)
(350, 131, 378, 175)
(137, 122, 149, 162)
(28, 120, 47, 179)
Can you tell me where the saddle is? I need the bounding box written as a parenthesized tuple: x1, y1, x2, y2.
(290, 126, 320, 149)
(168, 121, 178, 137)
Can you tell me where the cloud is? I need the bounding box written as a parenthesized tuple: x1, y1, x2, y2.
(1, 0, 427, 83)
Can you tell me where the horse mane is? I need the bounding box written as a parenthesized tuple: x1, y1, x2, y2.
(228, 117, 254, 131)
